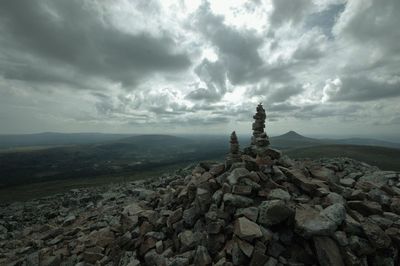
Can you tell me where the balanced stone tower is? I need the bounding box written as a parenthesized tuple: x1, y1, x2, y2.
(226, 131, 242, 167)
(251, 103, 269, 148)
(243, 103, 281, 166)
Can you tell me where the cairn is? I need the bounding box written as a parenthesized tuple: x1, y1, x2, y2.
(251, 103, 268, 148)
(243, 103, 281, 166)
(226, 131, 242, 167)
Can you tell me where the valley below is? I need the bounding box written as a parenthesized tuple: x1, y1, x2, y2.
(0, 132, 400, 203)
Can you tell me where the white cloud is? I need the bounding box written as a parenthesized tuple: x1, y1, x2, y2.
(0, 0, 399, 137)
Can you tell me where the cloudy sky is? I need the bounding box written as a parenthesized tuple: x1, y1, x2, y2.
(1, 0, 399, 140)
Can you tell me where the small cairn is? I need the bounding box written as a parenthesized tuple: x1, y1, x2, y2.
(226, 131, 242, 167)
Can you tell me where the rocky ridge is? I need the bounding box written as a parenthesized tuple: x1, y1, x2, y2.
(1, 104, 400, 266)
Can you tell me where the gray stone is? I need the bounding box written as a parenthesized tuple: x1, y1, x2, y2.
(267, 189, 290, 201)
(348, 200, 383, 216)
(193, 245, 211, 266)
(310, 167, 338, 183)
(313, 236, 345, 266)
(209, 164, 225, 176)
(234, 217, 263, 241)
(227, 168, 250, 185)
(235, 207, 259, 222)
(179, 230, 196, 251)
(144, 249, 166, 266)
(237, 238, 254, 257)
(348, 235, 375, 257)
(232, 241, 247, 265)
(295, 206, 337, 238)
(257, 200, 294, 226)
(325, 192, 346, 205)
(249, 250, 268, 266)
(223, 193, 254, 208)
(334, 231, 349, 246)
(340, 178, 355, 187)
(320, 203, 346, 226)
(232, 185, 252, 195)
(212, 190, 223, 206)
(358, 171, 398, 186)
(62, 214, 76, 226)
(167, 208, 183, 228)
(361, 219, 391, 249)
(183, 206, 198, 226)
(267, 241, 285, 257)
(343, 214, 364, 235)
(391, 197, 400, 214)
(264, 257, 278, 266)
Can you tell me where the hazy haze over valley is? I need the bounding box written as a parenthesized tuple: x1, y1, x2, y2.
(0, 0, 399, 141)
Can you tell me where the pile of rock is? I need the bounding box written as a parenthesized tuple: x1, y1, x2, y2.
(245, 103, 281, 166)
(1, 105, 400, 266)
(226, 131, 242, 168)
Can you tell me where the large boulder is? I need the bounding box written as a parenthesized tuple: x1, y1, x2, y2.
(295, 206, 337, 238)
(257, 200, 294, 226)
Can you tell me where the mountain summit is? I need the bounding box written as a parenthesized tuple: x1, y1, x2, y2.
(1, 105, 400, 265)
(278, 130, 305, 138)
(274, 130, 315, 141)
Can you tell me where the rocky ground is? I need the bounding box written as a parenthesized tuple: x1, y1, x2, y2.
(1, 155, 400, 266)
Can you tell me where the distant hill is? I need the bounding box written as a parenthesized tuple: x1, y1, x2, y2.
(270, 131, 323, 149)
(270, 131, 400, 150)
(0, 132, 133, 149)
(285, 144, 400, 171)
(333, 137, 400, 149)
(0, 134, 227, 187)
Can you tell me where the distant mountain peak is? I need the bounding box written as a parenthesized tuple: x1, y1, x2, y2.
(282, 130, 304, 138)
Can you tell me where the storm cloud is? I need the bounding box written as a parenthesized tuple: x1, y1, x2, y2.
(0, 0, 190, 88)
(0, 0, 399, 138)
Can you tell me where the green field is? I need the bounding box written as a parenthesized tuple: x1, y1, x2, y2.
(285, 144, 400, 171)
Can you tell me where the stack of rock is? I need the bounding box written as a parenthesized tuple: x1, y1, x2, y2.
(251, 103, 268, 149)
(246, 103, 281, 166)
(226, 131, 242, 168)
(1, 104, 400, 266)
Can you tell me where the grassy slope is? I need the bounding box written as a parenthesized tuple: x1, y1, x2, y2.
(0, 161, 193, 203)
(285, 144, 400, 171)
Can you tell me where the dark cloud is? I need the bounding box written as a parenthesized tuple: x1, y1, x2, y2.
(292, 32, 327, 62)
(268, 85, 303, 103)
(192, 3, 267, 86)
(185, 87, 220, 102)
(293, 103, 362, 119)
(328, 77, 400, 102)
(269, 102, 301, 112)
(335, 0, 400, 54)
(305, 3, 346, 38)
(0, 0, 190, 89)
(270, 0, 313, 26)
(186, 59, 227, 102)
